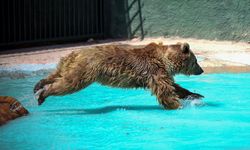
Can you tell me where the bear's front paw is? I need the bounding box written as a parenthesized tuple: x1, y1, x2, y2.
(187, 93, 204, 100)
(162, 97, 181, 110)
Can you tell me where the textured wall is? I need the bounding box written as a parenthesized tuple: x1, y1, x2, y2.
(107, 0, 250, 41)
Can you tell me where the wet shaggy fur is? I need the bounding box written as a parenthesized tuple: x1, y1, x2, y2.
(34, 42, 204, 109)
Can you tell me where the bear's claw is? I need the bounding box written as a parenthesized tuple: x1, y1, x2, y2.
(35, 89, 45, 105)
(186, 93, 204, 100)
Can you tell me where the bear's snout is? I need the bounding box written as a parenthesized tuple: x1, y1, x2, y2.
(194, 66, 204, 75)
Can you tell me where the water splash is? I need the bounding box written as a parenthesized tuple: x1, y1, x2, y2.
(180, 99, 205, 108)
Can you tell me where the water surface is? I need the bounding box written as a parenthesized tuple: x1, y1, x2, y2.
(0, 71, 250, 150)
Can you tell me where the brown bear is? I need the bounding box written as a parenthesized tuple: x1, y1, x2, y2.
(34, 42, 204, 109)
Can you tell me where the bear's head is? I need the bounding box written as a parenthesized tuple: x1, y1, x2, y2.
(161, 42, 203, 76)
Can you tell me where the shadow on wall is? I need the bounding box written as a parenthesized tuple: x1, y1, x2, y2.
(104, 0, 145, 39)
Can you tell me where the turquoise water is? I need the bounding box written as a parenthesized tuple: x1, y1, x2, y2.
(0, 72, 250, 150)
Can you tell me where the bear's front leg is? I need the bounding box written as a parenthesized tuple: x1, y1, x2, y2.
(148, 74, 181, 110)
(174, 84, 204, 100)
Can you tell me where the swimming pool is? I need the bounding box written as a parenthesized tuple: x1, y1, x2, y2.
(0, 68, 250, 150)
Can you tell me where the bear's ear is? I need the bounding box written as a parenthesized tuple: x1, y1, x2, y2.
(181, 43, 190, 53)
(158, 41, 163, 46)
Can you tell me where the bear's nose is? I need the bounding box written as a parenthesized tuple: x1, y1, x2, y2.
(194, 67, 204, 75)
(200, 69, 204, 74)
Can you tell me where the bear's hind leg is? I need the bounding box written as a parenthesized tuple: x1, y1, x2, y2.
(36, 78, 93, 105)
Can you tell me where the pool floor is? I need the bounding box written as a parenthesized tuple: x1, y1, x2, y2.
(0, 73, 250, 150)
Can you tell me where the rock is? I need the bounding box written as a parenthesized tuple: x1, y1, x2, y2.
(0, 96, 29, 125)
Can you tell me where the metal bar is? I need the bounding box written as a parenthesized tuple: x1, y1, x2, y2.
(34, 0, 37, 40)
(82, 0, 85, 35)
(54, 0, 57, 38)
(95, 0, 98, 34)
(19, 0, 21, 41)
(44, 0, 46, 39)
(29, 0, 32, 41)
(63, 0, 66, 37)
(100, 0, 103, 35)
(48, 0, 51, 38)
(86, 0, 89, 35)
(13, 0, 16, 42)
(39, 0, 42, 40)
(73, 0, 75, 36)
(56, 0, 58, 38)
(73, 0, 76, 36)
(77, 0, 81, 36)
(91, 0, 93, 34)
(1, 0, 5, 43)
(66, 0, 70, 37)
(58, 0, 62, 38)
(7, 0, 11, 42)
(23, 0, 27, 41)
(69, 0, 72, 36)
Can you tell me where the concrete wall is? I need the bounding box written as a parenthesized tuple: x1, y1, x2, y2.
(106, 0, 250, 41)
